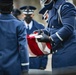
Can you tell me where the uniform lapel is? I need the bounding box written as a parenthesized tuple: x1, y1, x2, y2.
(48, 7, 56, 27)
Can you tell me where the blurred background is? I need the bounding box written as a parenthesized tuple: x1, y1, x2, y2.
(13, 0, 76, 25)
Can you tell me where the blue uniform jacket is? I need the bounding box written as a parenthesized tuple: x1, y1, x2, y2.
(26, 19, 44, 34)
(0, 14, 29, 75)
(47, 0, 76, 68)
(26, 19, 48, 69)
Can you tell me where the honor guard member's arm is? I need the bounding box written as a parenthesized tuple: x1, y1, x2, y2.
(17, 21, 29, 73)
(36, 6, 51, 43)
(50, 2, 76, 44)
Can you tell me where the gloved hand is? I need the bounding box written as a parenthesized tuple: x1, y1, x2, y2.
(33, 29, 43, 35)
(33, 29, 50, 35)
(37, 33, 51, 42)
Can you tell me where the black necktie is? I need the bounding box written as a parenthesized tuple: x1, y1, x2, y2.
(27, 25, 29, 30)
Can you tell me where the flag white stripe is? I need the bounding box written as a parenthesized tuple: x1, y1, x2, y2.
(44, 45, 50, 53)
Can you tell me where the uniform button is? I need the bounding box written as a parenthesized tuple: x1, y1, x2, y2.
(53, 43, 55, 45)
(52, 26, 54, 28)
(55, 50, 58, 53)
(52, 52, 54, 54)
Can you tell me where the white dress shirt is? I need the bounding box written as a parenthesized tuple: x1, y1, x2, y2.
(24, 21, 33, 30)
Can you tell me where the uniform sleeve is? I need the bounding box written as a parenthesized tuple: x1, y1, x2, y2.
(51, 3, 76, 44)
(40, 24, 45, 29)
(17, 22, 29, 71)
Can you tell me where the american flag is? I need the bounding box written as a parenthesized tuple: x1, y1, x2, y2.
(27, 33, 52, 56)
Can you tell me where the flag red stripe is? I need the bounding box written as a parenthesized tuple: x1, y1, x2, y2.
(27, 35, 44, 56)
(46, 42, 52, 49)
